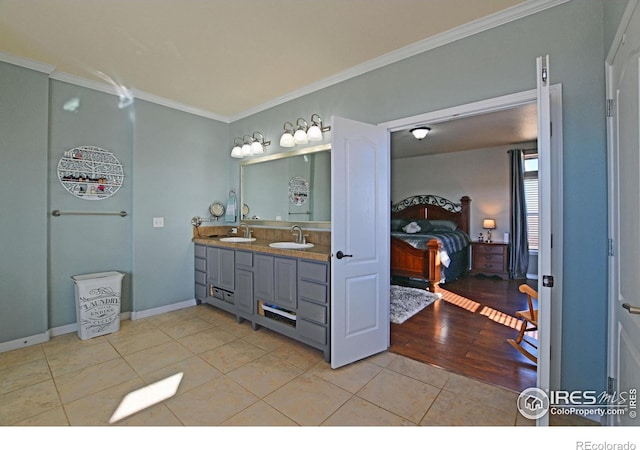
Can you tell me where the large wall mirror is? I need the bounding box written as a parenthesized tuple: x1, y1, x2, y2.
(240, 144, 330, 228)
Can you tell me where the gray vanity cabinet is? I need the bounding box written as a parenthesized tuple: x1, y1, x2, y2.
(194, 244, 207, 303)
(207, 246, 235, 292)
(254, 254, 297, 310)
(235, 250, 254, 317)
(296, 260, 330, 361)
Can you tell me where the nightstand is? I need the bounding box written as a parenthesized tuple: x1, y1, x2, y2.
(470, 241, 509, 280)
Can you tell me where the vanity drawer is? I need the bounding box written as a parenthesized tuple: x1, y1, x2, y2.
(195, 245, 207, 259)
(236, 250, 253, 268)
(299, 280, 327, 304)
(195, 283, 207, 301)
(298, 319, 326, 346)
(195, 257, 206, 272)
(298, 260, 327, 283)
(195, 270, 206, 285)
(298, 299, 327, 324)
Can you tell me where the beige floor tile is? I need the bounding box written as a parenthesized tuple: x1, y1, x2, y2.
(44, 340, 120, 378)
(140, 355, 222, 396)
(215, 320, 257, 338)
(199, 340, 266, 373)
(14, 405, 70, 426)
(264, 373, 351, 425)
(197, 305, 241, 326)
(386, 356, 451, 389)
(147, 308, 198, 328)
(177, 327, 237, 354)
(222, 400, 298, 426)
(55, 357, 138, 404)
(365, 350, 398, 367)
(107, 328, 172, 355)
(241, 327, 292, 352)
(443, 372, 519, 414)
(0, 344, 45, 370)
(420, 389, 516, 426)
(166, 376, 258, 425)
(115, 402, 183, 426)
(323, 396, 414, 426)
(0, 379, 61, 425)
(310, 359, 382, 394)
(356, 368, 440, 424)
(64, 377, 147, 425)
(227, 354, 304, 398)
(0, 358, 51, 395)
(271, 341, 326, 371)
(159, 317, 214, 339)
(43, 333, 107, 356)
(123, 341, 194, 375)
(116, 317, 159, 336)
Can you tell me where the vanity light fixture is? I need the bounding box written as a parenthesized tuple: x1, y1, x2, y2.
(280, 122, 295, 147)
(293, 118, 309, 145)
(410, 126, 431, 140)
(307, 114, 331, 141)
(230, 137, 244, 158)
(250, 131, 270, 155)
(241, 135, 253, 157)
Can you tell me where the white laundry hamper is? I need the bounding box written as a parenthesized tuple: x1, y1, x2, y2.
(72, 271, 124, 340)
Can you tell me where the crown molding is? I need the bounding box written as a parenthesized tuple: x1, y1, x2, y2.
(49, 71, 229, 122)
(0, 50, 55, 74)
(229, 0, 570, 122)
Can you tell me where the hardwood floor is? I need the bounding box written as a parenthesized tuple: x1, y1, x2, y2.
(390, 274, 538, 393)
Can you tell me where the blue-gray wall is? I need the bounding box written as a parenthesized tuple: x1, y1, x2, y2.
(0, 62, 49, 342)
(0, 0, 628, 394)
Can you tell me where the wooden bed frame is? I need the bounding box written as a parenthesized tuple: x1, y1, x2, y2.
(391, 195, 471, 293)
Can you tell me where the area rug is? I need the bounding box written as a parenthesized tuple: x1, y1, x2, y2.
(390, 284, 440, 324)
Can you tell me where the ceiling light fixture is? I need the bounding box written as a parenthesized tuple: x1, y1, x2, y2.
(410, 127, 431, 140)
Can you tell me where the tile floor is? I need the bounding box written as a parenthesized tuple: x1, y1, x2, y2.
(0, 303, 572, 427)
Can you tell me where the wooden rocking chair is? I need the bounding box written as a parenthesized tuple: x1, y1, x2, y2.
(507, 284, 538, 364)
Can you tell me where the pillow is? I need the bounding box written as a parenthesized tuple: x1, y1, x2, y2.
(429, 219, 458, 231)
(415, 219, 435, 233)
(402, 221, 421, 234)
(391, 219, 410, 232)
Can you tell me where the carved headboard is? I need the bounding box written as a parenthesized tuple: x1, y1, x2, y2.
(391, 195, 471, 235)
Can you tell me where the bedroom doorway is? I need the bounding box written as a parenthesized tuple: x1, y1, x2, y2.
(379, 85, 563, 395)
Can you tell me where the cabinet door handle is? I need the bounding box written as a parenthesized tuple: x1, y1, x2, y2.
(623, 303, 640, 315)
(336, 251, 353, 259)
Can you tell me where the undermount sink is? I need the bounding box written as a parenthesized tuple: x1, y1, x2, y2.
(269, 242, 315, 249)
(219, 237, 256, 243)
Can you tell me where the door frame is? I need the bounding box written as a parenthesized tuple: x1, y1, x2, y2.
(379, 87, 564, 392)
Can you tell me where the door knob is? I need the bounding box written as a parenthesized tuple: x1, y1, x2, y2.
(622, 303, 640, 315)
(336, 251, 353, 259)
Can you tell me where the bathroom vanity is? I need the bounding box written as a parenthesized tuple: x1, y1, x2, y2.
(194, 239, 331, 361)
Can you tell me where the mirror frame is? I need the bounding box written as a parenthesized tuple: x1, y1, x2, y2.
(240, 143, 331, 229)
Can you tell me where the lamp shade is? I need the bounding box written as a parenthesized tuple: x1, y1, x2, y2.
(307, 124, 322, 141)
(250, 141, 263, 155)
(280, 132, 294, 147)
(293, 128, 309, 145)
(230, 145, 243, 158)
(483, 218, 496, 229)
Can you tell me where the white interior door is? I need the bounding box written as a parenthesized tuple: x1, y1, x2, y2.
(536, 54, 553, 426)
(330, 116, 390, 369)
(607, 0, 640, 426)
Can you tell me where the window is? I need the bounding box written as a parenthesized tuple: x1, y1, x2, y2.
(523, 152, 539, 251)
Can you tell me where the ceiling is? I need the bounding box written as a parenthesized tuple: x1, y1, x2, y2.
(390, 102, 538, 159)
(0, 0, 528, 120)
(0, 0, 542, 158)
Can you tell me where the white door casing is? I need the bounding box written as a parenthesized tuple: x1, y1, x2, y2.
(606, 0, 640, 427)
(330, 116, 390, 369)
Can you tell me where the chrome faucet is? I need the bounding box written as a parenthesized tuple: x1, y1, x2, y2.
(238, 222, 251, 238)
(291, 225, 304, 244)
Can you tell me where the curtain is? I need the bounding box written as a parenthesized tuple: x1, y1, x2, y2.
(509, 149, 529, 279)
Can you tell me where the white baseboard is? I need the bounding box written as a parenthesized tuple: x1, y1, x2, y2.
(0, 300, 196, 354)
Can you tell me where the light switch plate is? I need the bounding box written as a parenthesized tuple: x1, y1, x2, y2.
(153, 217, 164, 228)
